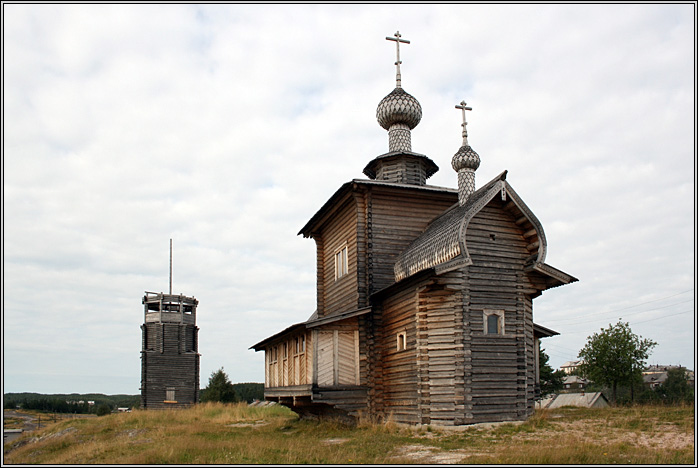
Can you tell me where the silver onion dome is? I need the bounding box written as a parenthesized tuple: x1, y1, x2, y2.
(376, 87, 422, 130)
(452, 145, 480, 172)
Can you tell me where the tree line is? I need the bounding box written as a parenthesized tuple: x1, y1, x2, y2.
(4, 376, 265, 414)
(3, 393, 141, 415)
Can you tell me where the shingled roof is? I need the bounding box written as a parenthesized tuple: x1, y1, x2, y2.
(394, 170, 577, 289)
(394, 170, 514, 281)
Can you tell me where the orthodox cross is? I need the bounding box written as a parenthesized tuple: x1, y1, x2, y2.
(386, 31, 410, 88)
(456, 101, 472, 145)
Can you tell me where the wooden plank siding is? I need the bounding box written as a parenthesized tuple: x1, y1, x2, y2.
(463, 196, 537, 423)
(377, 283, 420, 424)
(369, 189, 457, 293)
(264, 331, 312, 390)
(319, 198, 359, 317)
(314, 321, 360, 387)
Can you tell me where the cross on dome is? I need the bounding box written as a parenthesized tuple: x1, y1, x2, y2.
(455, 101, 472, 145)
(386, 31, 410, 88)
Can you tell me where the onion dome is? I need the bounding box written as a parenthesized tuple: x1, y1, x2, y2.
(376, 87, 422, 130)
(452, 101, 480, 205)
(363, 31, 438, 185)
(452, 144, 480, 172)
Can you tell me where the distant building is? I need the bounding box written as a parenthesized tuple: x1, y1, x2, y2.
(642, 365, 694, 389)
(560, 360, 581, 375)
(539, 392, 609, 409)
(562, 375, 589, 392)
(140, 291, 200, 409)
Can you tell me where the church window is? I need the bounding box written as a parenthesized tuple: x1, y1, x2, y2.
(396, 331, 407, 351)
(335, 244, 349, 280)
(484, 310, 504, 335)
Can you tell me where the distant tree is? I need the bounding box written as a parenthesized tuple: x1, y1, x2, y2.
(656, 367, 693, 404)
(231, 383, 265, 403)
(200, 368, 238, 403)
(577, 320, 656, 404)
(539, 344, 565, 396)
(95, 403, 112, 416)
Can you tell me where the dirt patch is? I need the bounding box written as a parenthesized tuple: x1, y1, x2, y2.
(227, 420, 268, 428)
(321, 438, 349, 445)
(391, 444, 485, 464)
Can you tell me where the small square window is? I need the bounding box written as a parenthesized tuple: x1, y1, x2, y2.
(484, 310, 504, 335)
(335, 245, 349, 280)
(166, 388, 176, 402)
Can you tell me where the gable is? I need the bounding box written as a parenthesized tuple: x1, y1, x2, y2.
(393, 171, 576, 291)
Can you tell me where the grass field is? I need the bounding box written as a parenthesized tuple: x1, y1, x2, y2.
(3, 402, 694, 464)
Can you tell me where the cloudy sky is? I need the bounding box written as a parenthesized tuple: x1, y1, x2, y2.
(3, 3, 695, 395)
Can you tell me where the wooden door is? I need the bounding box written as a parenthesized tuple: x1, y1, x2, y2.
(316, 330, 358, 386)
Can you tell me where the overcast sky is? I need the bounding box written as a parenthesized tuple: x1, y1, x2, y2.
(3, 3, 695, 396)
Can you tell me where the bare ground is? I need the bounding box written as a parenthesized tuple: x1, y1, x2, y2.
(387, 416, 694, 464)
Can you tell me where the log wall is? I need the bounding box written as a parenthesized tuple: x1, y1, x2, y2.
(368, 188, 456, 293)
(140, 322, 199, 409)
(319, 199, 359, 317)
(416, 274, 466, 425)
(463, 196, 537, 422)
(376, 284, 420, 424)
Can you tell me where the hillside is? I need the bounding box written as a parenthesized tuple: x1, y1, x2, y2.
(4, 402, 694, 464)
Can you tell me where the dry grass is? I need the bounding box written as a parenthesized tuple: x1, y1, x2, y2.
(4, 402, 694, 464)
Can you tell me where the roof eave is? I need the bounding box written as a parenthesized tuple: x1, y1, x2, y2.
(525, 262, 579, 290)
(249, 322, 307, 351)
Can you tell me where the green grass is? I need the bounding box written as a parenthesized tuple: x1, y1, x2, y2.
(4, 402, 694, 464)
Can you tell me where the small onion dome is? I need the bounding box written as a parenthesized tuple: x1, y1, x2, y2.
(376, 87, 422, 130)
(452, 145, 481, 172)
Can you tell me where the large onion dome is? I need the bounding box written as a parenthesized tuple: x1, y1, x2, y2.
(376, 87, 422, 130)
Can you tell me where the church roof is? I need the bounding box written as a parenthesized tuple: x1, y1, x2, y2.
(393, 170, 511, 281)
(393, 170, 577, 289)
(362, 150, 439, 180)
(298, 179, 456, 238)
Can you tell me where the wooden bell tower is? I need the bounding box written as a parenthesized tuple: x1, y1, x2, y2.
(140, 240, 200, 409)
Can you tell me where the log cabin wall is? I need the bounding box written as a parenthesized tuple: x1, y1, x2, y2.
(140, 322, 199, 409)
(367, 187, 457, 293)
(319, 198, 360, 317)
(365, 305, 383, 418)
(463, 196, 536, 422)
(376, 283, 420, 424)
(354, 191, 369, 307)
(416, 272, 467, 426)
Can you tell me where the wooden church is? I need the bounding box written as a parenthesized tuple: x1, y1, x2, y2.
(251, 32, 577, 426)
